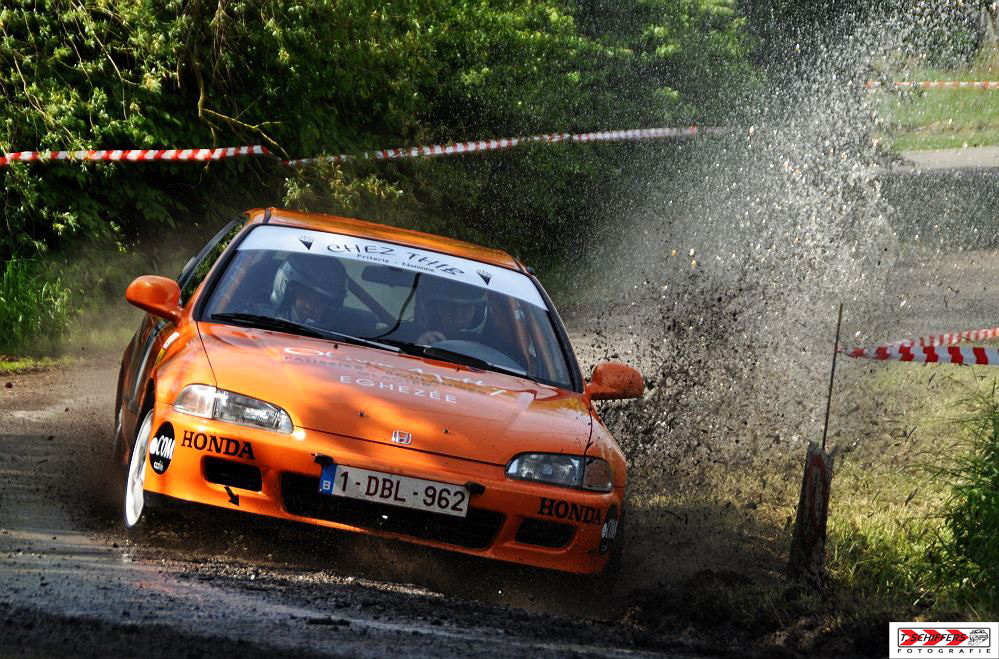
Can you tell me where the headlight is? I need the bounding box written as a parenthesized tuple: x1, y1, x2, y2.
(172, 383, 216, 417)
(173, 384, 293, 434)
(507, 453, 582, 488)
(505, 453, 614, 492)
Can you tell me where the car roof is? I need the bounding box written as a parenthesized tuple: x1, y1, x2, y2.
(246, 208, 526, 272)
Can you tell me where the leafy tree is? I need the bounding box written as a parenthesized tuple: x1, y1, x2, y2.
(1, 0, 753, 269)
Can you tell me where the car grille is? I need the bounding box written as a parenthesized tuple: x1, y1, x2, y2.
(280, 473, 505, 550)
(515, 518, 576, 548)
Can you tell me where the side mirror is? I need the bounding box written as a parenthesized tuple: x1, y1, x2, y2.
(585, 362, 645, 401)
(126, 275, 182, 324)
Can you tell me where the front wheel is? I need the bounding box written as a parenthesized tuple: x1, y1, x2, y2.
(123, 409, 154, 530)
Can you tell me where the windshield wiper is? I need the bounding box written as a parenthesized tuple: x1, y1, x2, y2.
(376, 339, 527, 378)
(208, 313, 399, 353)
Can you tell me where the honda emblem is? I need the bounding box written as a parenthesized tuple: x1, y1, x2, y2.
(391, 430, 413, 445)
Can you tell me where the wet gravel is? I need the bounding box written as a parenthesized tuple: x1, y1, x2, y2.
(0, 360, 703, 658)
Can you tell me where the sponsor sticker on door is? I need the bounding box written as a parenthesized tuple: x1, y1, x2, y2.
(890, 622, 998, 658)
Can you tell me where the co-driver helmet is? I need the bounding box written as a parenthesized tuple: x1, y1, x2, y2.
(415, 275, 487, 331)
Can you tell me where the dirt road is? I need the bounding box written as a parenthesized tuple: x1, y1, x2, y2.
(0, 358, 712, 658)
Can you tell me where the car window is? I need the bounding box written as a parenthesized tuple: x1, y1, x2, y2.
(200, 225, 574, 388)
(339, 258, 414, 318)
(178, 217, 246, 305)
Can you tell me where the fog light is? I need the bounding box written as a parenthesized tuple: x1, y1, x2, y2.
(599, 504, 619, 554)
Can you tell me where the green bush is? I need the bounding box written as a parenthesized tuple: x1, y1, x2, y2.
(0, 258, 72, 354)
(0, 0, 754, 350)
(0, 0, 753, 267)
(944, 386, 999, 594)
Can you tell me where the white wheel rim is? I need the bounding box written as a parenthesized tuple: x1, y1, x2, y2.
(124, 412, 153, 528)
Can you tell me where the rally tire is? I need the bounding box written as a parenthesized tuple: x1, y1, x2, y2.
(123, 409, 155, 534)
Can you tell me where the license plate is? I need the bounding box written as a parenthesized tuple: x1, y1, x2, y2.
(318, 463, 469, 518)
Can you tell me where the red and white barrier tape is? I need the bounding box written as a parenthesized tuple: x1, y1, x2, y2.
(280, 126, 728, 166)
(842, 344, 999, 366)
(866, 80, 999, 90)
(0, 145, 269, 167)
(3, 83, 990, 168)
(0, 126, 727, 169)
(843, 325, 999, 366)
(890, 326, 999, 348)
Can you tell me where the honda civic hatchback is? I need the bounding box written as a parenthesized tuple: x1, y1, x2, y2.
(114, 207, 643, 573)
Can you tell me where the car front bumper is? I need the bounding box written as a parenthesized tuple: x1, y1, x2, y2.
(140, 403, 623, 574)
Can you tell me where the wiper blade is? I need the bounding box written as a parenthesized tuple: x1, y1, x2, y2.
(210, 312, 325, 338)
(376, 339, 527, 378)
(209, 313, 399, 352)
(423, 346, 528, 378)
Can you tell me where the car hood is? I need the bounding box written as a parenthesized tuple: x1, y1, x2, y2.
(199, 323, 593, 465)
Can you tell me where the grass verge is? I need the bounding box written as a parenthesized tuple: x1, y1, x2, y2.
(0, 355, 78, 376)
(880, 65, 999, 151)
(0, 258, 73, 354)
(621, 362, 997, 654)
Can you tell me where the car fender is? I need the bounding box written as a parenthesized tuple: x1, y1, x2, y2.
(150, 322, 216, 408)
(122, 321, 214, 466)
(588, 409, 628, 490)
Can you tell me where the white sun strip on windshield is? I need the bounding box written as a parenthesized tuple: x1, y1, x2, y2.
(238, 225, 548, 308)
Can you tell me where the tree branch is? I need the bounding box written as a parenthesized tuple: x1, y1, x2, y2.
(201, 107, 285, 155)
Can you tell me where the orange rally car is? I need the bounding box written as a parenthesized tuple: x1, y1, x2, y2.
(113, 208, 644, 574)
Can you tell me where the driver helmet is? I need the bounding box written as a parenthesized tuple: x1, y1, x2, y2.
(270, 253, 346, 323)
(415, 276, 487, 333)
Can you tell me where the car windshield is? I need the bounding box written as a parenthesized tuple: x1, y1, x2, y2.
(200, 225, 574, 388)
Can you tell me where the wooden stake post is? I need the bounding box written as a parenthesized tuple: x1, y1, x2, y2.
(788, 304, 840, 587)
(788, 442, 834, 587)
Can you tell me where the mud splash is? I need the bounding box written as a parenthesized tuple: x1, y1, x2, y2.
(568, 1, 999, 589)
